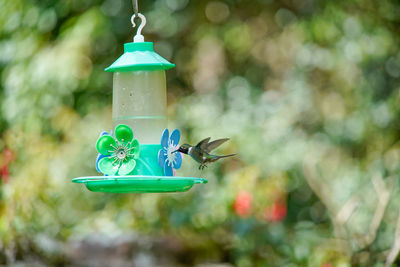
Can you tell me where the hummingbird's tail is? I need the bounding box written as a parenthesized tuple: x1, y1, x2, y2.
(209, 153, 236, 163)
(217, 154, 236, 159)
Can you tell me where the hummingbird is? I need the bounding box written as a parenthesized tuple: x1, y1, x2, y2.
(174, 137, 235, 170)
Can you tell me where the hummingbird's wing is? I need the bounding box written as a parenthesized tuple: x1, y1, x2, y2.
(195, 137, 211, 150)
(205, 138, 229, 152)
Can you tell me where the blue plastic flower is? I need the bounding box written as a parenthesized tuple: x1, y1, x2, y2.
(158, 129, 182, 176)
(95, 131, 110, 173)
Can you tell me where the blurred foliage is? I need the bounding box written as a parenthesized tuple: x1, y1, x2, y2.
(1, 0, 400, 266)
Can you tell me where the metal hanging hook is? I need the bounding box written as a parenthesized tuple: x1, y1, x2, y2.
(131, 13, 146, 42)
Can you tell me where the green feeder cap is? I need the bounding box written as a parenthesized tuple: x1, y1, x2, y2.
(105, 42, 175, 72)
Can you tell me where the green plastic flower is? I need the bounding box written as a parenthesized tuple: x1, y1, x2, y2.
(96, 124, 140, 176)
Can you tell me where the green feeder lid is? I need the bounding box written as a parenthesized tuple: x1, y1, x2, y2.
(105, 42, 175, 72)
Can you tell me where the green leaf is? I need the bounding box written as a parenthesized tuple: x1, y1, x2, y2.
(115, 124, 133, 144)
(118, 159, 136, 175)
(98, 157, 119, 175)
(131, 139, 140, 159)
(96, 135, 116, 155)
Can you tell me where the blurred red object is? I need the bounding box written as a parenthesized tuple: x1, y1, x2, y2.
(320, 263, 332, 267)
(233, 191, 252, 217)
(1, 165, 9, 183)
(0, 148, 15, 183)
(264, 201, 287, 222)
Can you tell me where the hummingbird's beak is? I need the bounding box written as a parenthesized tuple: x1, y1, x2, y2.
(172, 149, 179, 154)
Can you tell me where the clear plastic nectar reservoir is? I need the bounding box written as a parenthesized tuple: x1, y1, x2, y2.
(112, 70, 167, 143)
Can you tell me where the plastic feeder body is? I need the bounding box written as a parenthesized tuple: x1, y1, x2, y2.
(71, 30, 209, 192)
(105, 42, 175, 144)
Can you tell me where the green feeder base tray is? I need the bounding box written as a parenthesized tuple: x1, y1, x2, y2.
(72, 176, 208, 193)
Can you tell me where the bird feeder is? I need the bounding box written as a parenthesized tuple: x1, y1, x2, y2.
(72, 12, 207, 193)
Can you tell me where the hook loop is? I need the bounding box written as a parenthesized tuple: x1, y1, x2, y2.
(130, 13, 146, 42)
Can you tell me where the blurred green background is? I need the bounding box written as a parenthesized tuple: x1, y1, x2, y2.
(1, 0, 400, 266)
